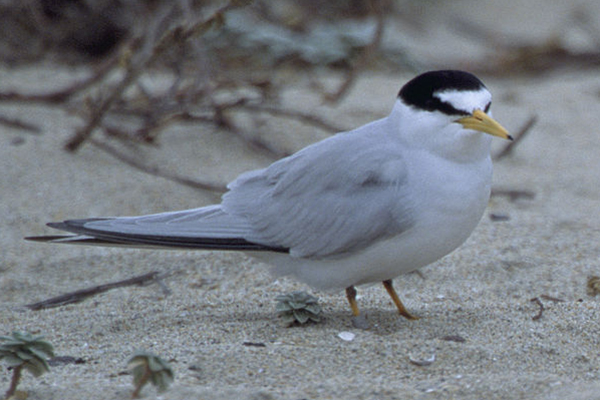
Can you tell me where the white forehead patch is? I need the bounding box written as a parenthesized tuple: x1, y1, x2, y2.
(435, 89, 491, 113)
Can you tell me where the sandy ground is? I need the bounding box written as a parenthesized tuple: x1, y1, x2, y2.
(2, 2, 600, 399)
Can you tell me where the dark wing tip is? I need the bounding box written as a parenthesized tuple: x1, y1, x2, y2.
(33, 219, 291, 253)
(24, 235, 75, 242)
(47, 222, 68, 229)
(47, 218, 112, 235)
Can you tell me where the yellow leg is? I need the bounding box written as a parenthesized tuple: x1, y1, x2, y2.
(345, 286, 360, 316)
(383, 279, 419, 320)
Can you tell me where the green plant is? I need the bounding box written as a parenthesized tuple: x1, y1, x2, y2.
(127, 351, 174, 398)
(276, 291, 322, 326)
(0, 331, 55, 399)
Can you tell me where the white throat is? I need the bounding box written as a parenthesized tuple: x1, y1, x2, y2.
(388, 100, 492, 163)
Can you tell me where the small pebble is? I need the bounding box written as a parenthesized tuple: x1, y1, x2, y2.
(441, 335, 466, 343)
(338, 332, 355, 341)
(489, 213, 510, 222)
(408, 353, 436, 366)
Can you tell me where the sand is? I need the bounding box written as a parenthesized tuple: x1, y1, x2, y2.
(2, 2, 600, 399)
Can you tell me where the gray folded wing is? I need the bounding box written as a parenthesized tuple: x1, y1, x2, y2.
(33, 206, 287, 252)
(222, 124, 415, 258)
(31, 120, 415, 259)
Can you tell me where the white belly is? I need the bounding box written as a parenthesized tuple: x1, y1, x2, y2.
(251, 151, 493, 290)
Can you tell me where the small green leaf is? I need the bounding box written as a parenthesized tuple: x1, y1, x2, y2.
(288, 301, 306, 310)
(0, 331, 55, 379)
(131, 366, 146, 386)
(28, 346, 54, 360)
(304, 304, 322, 315)
(16, 350, 33, 360)
(24, 357, 49, 377)
(1, 340, 26, 347)
(3, 354, 25, 367)
(151, 370, 174, 392)
(293, 310, 310, 324)
(147, 356, 163, 372)
(275, 291, 322, 325)
(127, 351, 174, 394)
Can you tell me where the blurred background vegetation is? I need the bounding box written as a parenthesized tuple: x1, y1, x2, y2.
(1, 0, 599, 191)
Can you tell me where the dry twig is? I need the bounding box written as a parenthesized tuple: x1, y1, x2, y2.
(491, 189, 535, 202)
(64, 0, 253, 152)
(227, 103, 345, 134)
(452, 15, 600, 75)
(325, 0, 388, 103)
(494, 115, 538, 160)
(530, 295, 564, 320)
(24, 271, 168, 310)
(530, 297, 544, 320)
(0, 115, 41, 133)
(0, 54, 119, 104)
(0, 1, 371, 194)
(89, 138, 226, 194)
(65, 39, 151, 151)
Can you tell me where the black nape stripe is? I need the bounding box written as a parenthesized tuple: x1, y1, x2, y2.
(398, 70, 486, 116)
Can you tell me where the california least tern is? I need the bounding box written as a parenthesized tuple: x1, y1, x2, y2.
(26, 70, 511, 321)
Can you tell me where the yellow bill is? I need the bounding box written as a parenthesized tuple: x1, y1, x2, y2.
(457, 109, 513, 140)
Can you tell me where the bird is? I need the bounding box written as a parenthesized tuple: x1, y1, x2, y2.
(26, 70, 512, 322)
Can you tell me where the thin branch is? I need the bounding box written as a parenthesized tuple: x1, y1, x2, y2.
(324, 0, 388, 103)
(491, 189, 536, 202)
(0, 54, 119, 104)
(5, 364, 23, 399)
(64, 0, 253, 152)
(230, 103, 345, 133)
(225, 123, 291, 159)
(202, 100, 347, 158)
(24, 271, 166, 310)
(131, 365, 151, 399)
(64, 41, 149, 152)
(530, 297, 544, 320)
(451, 17, 600, 75)
(540, 294, 565, 302)
(529, 295, 563, 321)
(0, 114, 41, 133)
(89, 137, 226, 194)
(494, 115, 538, 160)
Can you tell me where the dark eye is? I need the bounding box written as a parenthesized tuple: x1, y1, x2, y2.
(484, 102, 491, 113)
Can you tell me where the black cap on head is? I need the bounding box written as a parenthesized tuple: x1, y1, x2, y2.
(399, 70, 486, 116)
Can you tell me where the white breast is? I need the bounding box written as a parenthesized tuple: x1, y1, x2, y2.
(251, 146, 493, 291)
